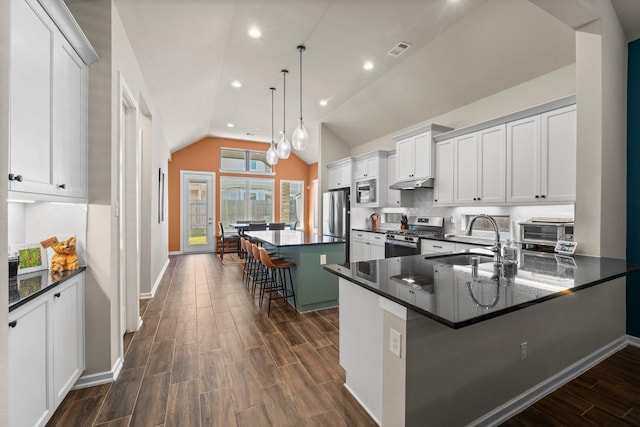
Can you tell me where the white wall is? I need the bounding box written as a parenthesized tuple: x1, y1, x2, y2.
(0, 0, 9, 422)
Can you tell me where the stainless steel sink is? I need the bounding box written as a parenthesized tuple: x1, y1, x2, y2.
(427, 253, 494, 266)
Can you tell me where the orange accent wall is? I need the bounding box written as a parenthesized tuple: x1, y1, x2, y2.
(168, 136, 318, 252)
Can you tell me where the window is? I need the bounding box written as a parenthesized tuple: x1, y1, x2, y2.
(280, 180, 304, 230)
(220, 148, 273, 173)
(220, 177, 274, 228)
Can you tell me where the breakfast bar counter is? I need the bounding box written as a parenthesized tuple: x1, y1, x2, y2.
(247, 230, 345, 312)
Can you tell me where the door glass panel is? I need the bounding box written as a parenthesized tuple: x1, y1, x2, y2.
(188, 182, 208, 245)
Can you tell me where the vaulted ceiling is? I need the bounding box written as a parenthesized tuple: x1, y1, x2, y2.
(109, 0, 639, 164)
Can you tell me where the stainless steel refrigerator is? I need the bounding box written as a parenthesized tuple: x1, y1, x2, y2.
(322, 188, 350, 262)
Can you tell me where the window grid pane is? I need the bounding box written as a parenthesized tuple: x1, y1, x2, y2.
(220, 177, 274, 228)
(280, 180, 304, 229)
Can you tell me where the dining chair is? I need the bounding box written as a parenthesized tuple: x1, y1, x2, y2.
(289, 221, 297, 230)
(249, 222, 267, 231)
(218, 222, 240, 261)
(268, 222, 285, 230)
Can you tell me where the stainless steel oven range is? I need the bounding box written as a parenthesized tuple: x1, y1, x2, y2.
(385, 216, 445, 258)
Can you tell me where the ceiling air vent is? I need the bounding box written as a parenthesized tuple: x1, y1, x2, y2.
(388, 41, 412, 57)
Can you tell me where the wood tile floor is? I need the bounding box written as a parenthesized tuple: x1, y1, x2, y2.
(47, 254, 377, 427)
(502, 345, 640, 426)
(47, 253, 640, 426)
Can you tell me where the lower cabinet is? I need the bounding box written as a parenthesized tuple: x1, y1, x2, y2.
(8, 273, 85, 427)
(420, 239, 456, 255)
(351, 231, 386, 262)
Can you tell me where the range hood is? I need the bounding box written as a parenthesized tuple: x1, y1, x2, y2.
(389, 178, 434, 190)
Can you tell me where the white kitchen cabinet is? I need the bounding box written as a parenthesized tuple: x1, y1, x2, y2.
(52, 275, 85, 406)
(396, 132, 432, 181)
(421, 239, 456, 255)
(387, 154, 402, 207)
(9, 0, 95, 201)
(434, 139, 454, 206)
(453, 125, 506, 205)
(327, 158, 353, 190)
(354, 156, 379, 179)
(506, 105, 576, 203)
(351, 231, 386, 262)
(8, 296, 52, 427)
(8, 273, 85, 427)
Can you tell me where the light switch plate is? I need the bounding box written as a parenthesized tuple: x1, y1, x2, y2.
(320, 254, 327, 265)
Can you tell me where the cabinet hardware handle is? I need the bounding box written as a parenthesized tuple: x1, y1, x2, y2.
(54, 292, 61, 298)
(473, 198, 477, 201)
(433, 245, 442, 248)
(535, 195, 540, 199)
(434, 199, 438, 202)
(541, 195, 546, 198)
(58, 184, 66, 189)
(477, 197, 481, 201)
(8, 320, 17, 328)
(8, 173, 23, 182)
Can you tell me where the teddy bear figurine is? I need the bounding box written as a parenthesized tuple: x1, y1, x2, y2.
(40, 236, 79, 272)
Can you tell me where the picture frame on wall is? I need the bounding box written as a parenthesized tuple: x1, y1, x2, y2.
(11, 243, 48, 274)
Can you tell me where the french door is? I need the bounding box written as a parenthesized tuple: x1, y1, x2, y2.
(181, 171, 216, 253)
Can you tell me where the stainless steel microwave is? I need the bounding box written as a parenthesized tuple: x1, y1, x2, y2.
(520, 221, 574, 246)
(355, 178, 377, 204)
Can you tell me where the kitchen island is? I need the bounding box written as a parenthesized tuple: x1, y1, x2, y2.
(324, 250, 640, 426)
(246, 230, 345, 312)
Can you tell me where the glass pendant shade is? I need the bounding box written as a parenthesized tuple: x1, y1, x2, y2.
(277, 133, 291, 159)
(292, 119, 309, 151)
(266, 143, 278, 165)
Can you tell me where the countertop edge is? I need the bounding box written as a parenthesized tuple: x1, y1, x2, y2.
(9, 267, 87, 312)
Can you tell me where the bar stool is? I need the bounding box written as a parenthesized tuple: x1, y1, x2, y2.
(250, 242, 267, 297)
(258, 247, 297, 316)
(240, 238, 251, 285)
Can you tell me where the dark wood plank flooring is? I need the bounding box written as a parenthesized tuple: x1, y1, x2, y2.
(502, 345, 640, 426)
(47, 253, 640, 426)
(47, 254, 377, 427)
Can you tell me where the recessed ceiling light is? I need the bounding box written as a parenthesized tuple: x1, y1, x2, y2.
(319, 99, 328, 106)
(248, 26, 262, 39)
(231, 80, 242, 88)
(227, 123, 234, 128)
(363, 61, 374, 71)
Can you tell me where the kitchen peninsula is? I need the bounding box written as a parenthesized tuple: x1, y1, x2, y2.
(324, 250, 640, 426)
(246, 230, 345, 312)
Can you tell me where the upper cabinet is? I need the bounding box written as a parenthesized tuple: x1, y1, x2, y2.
(353, 151, 388, 207)
(506, 105, 576, 203)
(327, 157, 353, 190)
(453, 124, 506, 205)
(9, 0, 97, 201)
(393, 124, 452, 184)
(434, 96, 576, 207)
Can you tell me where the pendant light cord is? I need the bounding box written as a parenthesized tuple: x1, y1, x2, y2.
(281, 70, 288, 133)
(298, 46, 304, 121)
(270, 87, 275, 144)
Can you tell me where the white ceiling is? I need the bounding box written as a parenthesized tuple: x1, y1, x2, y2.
(110, 0, 586, 164)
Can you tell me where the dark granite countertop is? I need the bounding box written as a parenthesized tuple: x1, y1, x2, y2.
(9, 267, 86, 312)
(324, 250, 640, 329)
(352, 228, 389, 234)
(246, 230, 345, 247)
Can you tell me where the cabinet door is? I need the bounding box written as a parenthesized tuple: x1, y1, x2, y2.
(396, 138, 415, 180)
(10, 0, 57, 195)
(9, 297, 52, 427)
(477, 124, 506, 204)
(506, 115, 540, 203)
(351, 239, 369, 262)
(369, 242, 386, 261)
(454, 133, 478, 204)
(355, 157, 378, 179)
(354, 159, 368, 179)
(387, 154, 401, 206)
(413, 132, 433, 179)
(328, 167, 341, 189)
(541, 105, 576, 202)
(434, 139, 454, 205)
(53, 37, 88, 198)
(52, 277, 84, 406)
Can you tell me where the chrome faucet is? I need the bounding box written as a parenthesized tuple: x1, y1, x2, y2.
(466, 214, 502, 266)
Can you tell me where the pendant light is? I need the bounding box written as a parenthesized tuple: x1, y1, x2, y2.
(276, 69, 292, 159)
(266, 87, 278, 166)
(291, 45, 309, 151)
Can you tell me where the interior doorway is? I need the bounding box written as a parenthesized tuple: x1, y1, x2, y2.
(181, 171, 216, 253)
(118, 73, 141, 341)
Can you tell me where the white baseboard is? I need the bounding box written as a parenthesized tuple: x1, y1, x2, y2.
(73, 356, 123, 390)
(471, 335, 631, 426)
(140, 258, 170, 299)
(168, 251, 182, 256)
(343, 383, 381, 426)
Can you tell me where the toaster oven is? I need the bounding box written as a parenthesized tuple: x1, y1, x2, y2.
(519, 221, 574, 246)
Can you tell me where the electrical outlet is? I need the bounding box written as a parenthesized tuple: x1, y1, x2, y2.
(389, 328, 402, 358)
(520, 341, 527, 360)
(320, 254, 327, 265)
